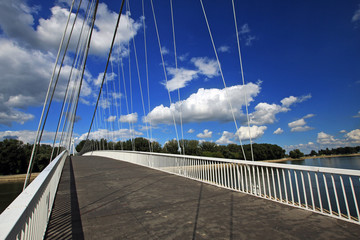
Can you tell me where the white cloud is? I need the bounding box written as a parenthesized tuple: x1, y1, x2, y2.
(197, 129, 212, 138)
(216, 131, 235, 145)
(238, 23, 256, 46)
(0, 110, 35, 126)
(78, 128, 143, 142)
(94, 72, 116, 86)
(106, 116, 116, 122)
(215, 126, 266, 144)
(187, 129, 195, 133)
(235, 126, 267, 141)
(119, 112, 138, 123)
(164, 56, 220, 92)
(280, 94, 312, 107)
(273, 128, 284, 135)
(145, 83, 260, 125)
(178, 53, 189, 62)
(317, 132, 337, 145)
(288, 114, 314, 132)
(340, 130, 347, 133)
(239, 23, 250, 34)
(165, 67, 198, 92)
(352, 5, 360, 22)
(245, 35, 256, 46)
(250, 102, 288, 125)
(161, 46, 169, 55)
(0, 1, 142, 126)
(218, 45, 230, 53)
(191, 57, 219, 78)
(0, 130, 55, 143)
(346, 129, 360, 143)
(353, 111, 360, 118)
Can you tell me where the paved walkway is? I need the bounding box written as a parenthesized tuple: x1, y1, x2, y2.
(46, 156, 360, 239)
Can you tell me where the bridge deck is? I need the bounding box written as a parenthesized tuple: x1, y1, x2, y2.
(46, 156, 360, 239)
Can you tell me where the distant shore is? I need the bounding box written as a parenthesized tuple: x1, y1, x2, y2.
(0, 173, 39, 183)
(264, 153, 360, 163)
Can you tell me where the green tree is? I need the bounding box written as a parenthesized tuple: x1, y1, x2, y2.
(289, 149, 304, 159)
(199, 141, 218, 153)
(310, 150, 317, 156)
(163, 139, 180, 154)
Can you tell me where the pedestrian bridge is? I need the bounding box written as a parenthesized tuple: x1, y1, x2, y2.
(1, 150, 360, 239)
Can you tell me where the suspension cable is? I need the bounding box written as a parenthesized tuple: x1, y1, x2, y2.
(23, 0, 77, 190)
(83, 0, 126, 147)
(69, 0, 100, 150)
(150, 0, 181, 153)
(199, 0, 247, 160)
(50, 0, 88, 161)
(231, 0, 254, 161)
(126, 0, 152, 152)
(120, 57, 133, 150)
(170, 0, 185, 155)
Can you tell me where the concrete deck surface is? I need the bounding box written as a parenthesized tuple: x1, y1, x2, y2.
(46, 156, 360, 239)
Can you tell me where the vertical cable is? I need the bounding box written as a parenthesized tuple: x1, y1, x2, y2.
(231, 0, 254, 161)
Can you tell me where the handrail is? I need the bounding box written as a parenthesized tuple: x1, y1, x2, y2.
(0, 150, 68, 240)
(85, 150, 360, 225)
(87, 150, 360, 176)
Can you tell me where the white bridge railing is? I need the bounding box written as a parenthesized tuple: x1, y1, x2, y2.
(0, 150, 68, 240)
(85, 150, 360, 225)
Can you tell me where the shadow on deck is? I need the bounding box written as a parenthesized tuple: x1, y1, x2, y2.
(46, 156, 360, 239)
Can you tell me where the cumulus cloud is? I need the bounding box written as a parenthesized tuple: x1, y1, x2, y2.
(280, 94, 312, 107)
(78, 128, 143, 142)
(216, 131, 235, 145)
(191, 57, 219, 78)
(235, 126, 267, 141)
(197, 129, 213, 138)
(0, 0, 142, 126)
(106, 116, 116, 122)
(273, 128, 284, 135)
(94, 72, 117, 86)
(145, 83, 260, 125)
(346, 129, 360, 143)
(250, 102, 288, 125)
(187, 129, 195, 133)
(0, 130, 55, 143)
(317, 132, 337, 145)
(165, 67, 198, 92)
(288, 114, 314, 132)
(0, 1, 141, 56)
(164, 56, 220, 92)
(119, 113, 138, 123)
(215, 126, 266, 144)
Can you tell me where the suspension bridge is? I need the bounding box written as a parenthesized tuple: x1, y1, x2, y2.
(1, 0, 360, 239)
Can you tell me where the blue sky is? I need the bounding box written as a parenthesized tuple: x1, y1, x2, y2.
(0, 0, 359, 154)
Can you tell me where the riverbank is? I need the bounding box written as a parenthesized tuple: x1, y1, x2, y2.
(0, 173, 39, 183)
(263, 153, 360, 163)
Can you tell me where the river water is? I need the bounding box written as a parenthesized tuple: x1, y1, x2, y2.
(280, 155, 360, 170)
(0, 181, 24, 213)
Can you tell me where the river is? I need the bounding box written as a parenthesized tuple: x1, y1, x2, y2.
(0, 181, 24, 213)
(280, 155, 360, 170)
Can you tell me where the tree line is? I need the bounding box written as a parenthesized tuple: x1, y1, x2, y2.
(309, 146, 360, 156)
(77, 137, 286, 161)
(0, 139, 61, 175)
